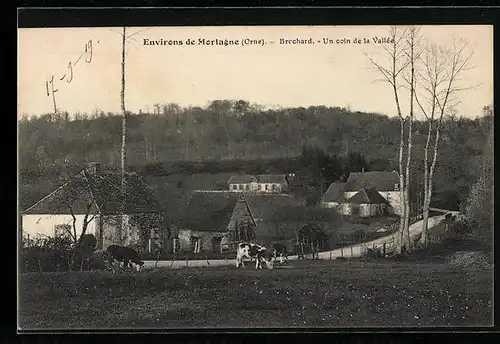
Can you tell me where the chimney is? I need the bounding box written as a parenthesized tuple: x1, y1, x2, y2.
(85, 162, 100, 174)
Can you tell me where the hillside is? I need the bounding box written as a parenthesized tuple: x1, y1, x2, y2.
(18, 101, 493, 212)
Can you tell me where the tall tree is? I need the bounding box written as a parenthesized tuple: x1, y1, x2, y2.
(415, 38, 475, 245)
(402, 26, 422, 251)
(366, 26, 410, 254)
(120, 26, 127, 244)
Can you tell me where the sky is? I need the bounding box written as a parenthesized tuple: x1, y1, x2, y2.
(18, 25, 493, 119)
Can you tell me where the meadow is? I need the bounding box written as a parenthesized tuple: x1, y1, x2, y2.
(18, 258, 492, 329)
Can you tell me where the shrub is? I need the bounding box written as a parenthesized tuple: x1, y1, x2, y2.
(364, 247, 383, 259)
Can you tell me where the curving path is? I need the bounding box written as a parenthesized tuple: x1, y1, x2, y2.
(143, 211, 459, 269)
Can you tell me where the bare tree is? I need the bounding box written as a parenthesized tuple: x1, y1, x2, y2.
(366, 26, 410, 254)
(120, 26, 127, 245)
(153, 103, 161, 116)
(415, 38, 475, 245)
(401, 26, 422, 251)
(118, 27, 148, 243)
(61, 173, 98, 270)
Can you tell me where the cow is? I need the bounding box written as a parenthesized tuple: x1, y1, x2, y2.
(106, 245, 144, 272)
(272, 243, 289, 264)
(236, 242, 274, 270)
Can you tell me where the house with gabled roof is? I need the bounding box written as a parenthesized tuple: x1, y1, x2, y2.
(21, 163, 164, 252)
(342, 187, 390, 217)
(228, 174, 289, 193)
(321, 171, 402, 217)
(172, 191, 306, 253)
(321, 182, 347, 208)
(172, 191, 256, 254)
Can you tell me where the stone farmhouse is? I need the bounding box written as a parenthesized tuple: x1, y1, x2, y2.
(321, 171, 402, 217)
(21, 163, 164, 253)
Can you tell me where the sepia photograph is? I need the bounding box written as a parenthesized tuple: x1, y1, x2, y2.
(17, 23, 493, 329)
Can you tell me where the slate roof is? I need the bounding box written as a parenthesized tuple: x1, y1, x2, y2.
(244, 194, 303, 221)
(343, 171, 400, 192)
(144, 173, 236, 221)
(23, 170, 161, 215)
(228, 175, 258, 184)
(256, 174, 288, 184)
(143, 175, 188, 223)
(178, 192, 242, 232)
(322, 182, 346, 203)
(344, 188, 389, 205)
(228, 174, 288, 184)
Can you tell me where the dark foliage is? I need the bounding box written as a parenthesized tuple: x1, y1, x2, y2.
(20, 234, 101, 273)
(19, 102, 493, 213)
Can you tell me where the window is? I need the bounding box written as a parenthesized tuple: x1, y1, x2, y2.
(272, 184, 277, 191)
(239, 184, 243, 190)
(394, 183, 399, 191)
(54, 224, 71, 238)
(172, 238, 179, 254)
(245, 184, 249, 190)
(265, 184, 269, 190)
(232, 184, 237, 190)
(258, 184, 262, 190)
(191, 236, 201, 254)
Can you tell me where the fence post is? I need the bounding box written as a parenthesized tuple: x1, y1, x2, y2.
(155, 250, 160, 269)
(38, 259, 42, 273)
(329, 250, 332, 261)
(341, 245, 344, 258)
(350, 245, 353, 258)
(186, 254, 189, 267)
(170, 253, 176, 269)
(383, 242, 386, 257)
(205, 252, 210, 267)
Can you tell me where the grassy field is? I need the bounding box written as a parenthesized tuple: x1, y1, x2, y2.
(19, 259, 492, 329)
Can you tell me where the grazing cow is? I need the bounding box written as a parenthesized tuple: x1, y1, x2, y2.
(236, 242, 274, 270)
(106, 245, 144, 272)
(272, 243, 288, 264)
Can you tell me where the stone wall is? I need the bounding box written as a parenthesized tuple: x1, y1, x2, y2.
(99, 213, 162, 252)
(178, 229, 228, 253)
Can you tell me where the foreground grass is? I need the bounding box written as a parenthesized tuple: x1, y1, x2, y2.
(19, 260, 492, 329)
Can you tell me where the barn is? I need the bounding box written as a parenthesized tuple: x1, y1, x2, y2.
(172, 191, 256, 254)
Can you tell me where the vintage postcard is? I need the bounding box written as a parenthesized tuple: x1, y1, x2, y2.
(18, 24, 493, 330)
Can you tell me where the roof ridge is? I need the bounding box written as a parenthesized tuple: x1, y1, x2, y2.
(22, 170, 86, 213)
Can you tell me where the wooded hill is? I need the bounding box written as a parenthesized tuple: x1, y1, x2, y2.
(19, 100, 493, 213)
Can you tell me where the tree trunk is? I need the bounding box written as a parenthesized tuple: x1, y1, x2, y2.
(403, 29, 417, 252)
(397, 116, 406, 254)
(427, 126, 442, 227)
(404, 115, 413, 251)
(390, 30, 406, 256)
(420, 120, 433, 245)
(120, 27, 127, 245)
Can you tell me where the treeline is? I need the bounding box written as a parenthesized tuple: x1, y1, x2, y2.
(19, 100, 493, 211)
